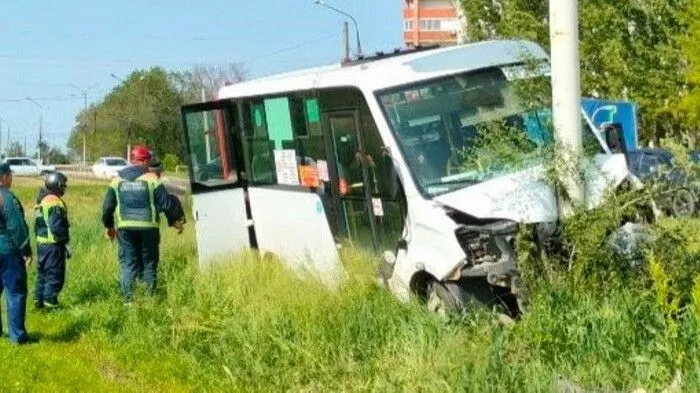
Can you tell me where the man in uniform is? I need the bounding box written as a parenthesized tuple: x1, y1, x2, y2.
(0, 162, 32, 344)
(34, 171, 70, 309)
(102, 146, 184, 303)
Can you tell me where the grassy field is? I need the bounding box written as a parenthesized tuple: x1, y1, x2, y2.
(1, 178, 699, 392)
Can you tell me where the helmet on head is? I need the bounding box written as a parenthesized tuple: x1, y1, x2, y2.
(45, 171, 68, 196)
(130, 145, 152, 162)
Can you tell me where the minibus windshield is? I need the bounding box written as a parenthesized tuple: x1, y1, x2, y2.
(378, 66, 576, 197)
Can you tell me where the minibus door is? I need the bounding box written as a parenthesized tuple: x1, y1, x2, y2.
(325, 111, 379, 251)
(182, 102, 251, 265)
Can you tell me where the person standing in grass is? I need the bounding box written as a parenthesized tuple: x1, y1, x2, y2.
(0, 162, 32, 344)
(34, 171, 71, 310)
(102, 145, 184, 304)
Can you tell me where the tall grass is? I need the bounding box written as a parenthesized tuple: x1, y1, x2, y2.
(1, 178, 699, 392)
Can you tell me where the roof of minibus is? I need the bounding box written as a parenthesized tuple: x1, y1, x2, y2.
(217, 40, 548, 100)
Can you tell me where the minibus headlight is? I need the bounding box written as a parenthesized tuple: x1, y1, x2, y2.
(454, 221, 518, 265)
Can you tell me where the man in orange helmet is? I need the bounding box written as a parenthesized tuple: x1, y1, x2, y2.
(101, 145, 184, 304)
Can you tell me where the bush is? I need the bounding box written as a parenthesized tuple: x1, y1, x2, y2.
(163, 153, 180, 172)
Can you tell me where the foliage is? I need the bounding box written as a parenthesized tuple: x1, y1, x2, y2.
(170, 63, 247, 104)
(6, 141, 25, 157)
(162, 153, 181, 173)
(459, 0, 694, 145)
(67, 67, 183, 162)
(3, 178, 700, 392)
(67, 64, 247, 163)
(34, 141, 70, 164)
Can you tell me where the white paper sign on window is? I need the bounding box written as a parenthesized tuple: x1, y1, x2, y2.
(372, 198, 384, 217)
(274, 149, 300, 186)
(317, 160, 329, 182)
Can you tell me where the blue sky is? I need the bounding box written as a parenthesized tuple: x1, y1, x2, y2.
(0, 0, 402, 156)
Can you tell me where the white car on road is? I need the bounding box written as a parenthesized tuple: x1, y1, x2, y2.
(4, 157, 55, 177)
(92, 157, 128, 179)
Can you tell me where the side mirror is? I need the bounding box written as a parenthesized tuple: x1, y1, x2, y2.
(603, 123, 626, 155)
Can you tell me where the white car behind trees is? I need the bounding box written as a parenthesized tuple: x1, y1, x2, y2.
(92, 157, 128, 179)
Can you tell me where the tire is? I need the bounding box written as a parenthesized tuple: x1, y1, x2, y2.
(425, 281, 461, 318)
(671, 189, 696, 218)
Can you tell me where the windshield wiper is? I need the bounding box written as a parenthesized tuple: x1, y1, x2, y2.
(424, 178, 480, 188)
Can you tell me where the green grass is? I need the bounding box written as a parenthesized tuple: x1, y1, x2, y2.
(1, 178, 699, 392)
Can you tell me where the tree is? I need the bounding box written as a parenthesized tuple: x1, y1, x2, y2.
(170, 63, 247, 104)
(459, 0, 693, 145)
(6, 141, 25, 157)
(68, 67, 185, 160)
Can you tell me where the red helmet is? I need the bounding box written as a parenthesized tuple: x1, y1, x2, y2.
(130, 145, 152, 162)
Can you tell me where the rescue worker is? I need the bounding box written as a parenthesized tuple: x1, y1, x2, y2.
(34, 172, 70, 310)
(102, 146, 184, 303)
(0, 162, 32, 344)
(149, 157, 186, 228)
(148, 157, 163, 177)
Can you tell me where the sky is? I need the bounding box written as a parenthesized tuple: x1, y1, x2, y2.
(0, 0, 403, 156)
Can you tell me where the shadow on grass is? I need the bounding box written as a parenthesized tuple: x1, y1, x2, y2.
(29, 315, 92, 344)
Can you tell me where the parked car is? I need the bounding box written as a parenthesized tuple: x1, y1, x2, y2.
(627, 148, 699, 217)
(3, 157, 55, 177)
(92, 157, 129, 179)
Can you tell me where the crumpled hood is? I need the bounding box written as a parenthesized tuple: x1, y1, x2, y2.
(434, 165, 559, 224)
(117, 165, 147, 181)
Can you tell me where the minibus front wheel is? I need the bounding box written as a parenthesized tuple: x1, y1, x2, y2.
(425, 281, 461, 318)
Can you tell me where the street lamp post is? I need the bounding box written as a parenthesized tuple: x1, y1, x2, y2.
(69, 85, 89, 167)
(315, 0, 363, 58)
(109, 73, 132, 163)
(26, 97, 44, 163)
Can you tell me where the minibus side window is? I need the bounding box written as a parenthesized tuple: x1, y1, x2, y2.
(242, 100, 276, 184)
(184, 107, 240, 188)
(240, 95, 329, 189)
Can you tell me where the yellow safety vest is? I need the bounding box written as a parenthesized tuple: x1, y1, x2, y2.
(36, 194, 66, 244)
(110, 173, 161, 229)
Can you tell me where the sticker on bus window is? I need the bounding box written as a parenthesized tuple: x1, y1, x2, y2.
(317, 160, 329, 182)
(299, 165, 320, 188)
(274, 149, 300, 186)
(372, 198, 384, 217)
(305, 98, 320, 123)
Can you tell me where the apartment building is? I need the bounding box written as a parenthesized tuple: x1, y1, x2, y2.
(403, 0, 466, 47)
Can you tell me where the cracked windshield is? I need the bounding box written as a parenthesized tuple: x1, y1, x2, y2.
(379, 66, 596, 196)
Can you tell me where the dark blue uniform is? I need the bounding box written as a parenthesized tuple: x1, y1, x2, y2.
(34, 188, 70, 308)
(102, 166, 181, 301)
(0, 183, 32, 344)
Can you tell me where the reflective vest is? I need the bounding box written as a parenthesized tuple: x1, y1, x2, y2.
(35, 194, 66, 244)
(110, 173, 160, 229)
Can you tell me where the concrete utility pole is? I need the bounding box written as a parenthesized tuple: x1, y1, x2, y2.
(26, 97, 44, 163)
(549, 0, 584, 212)
(69, 84, 89, 167)
(315, 0, 362, 57)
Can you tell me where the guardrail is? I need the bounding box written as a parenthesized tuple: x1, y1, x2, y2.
(53, 165, 94, 177)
